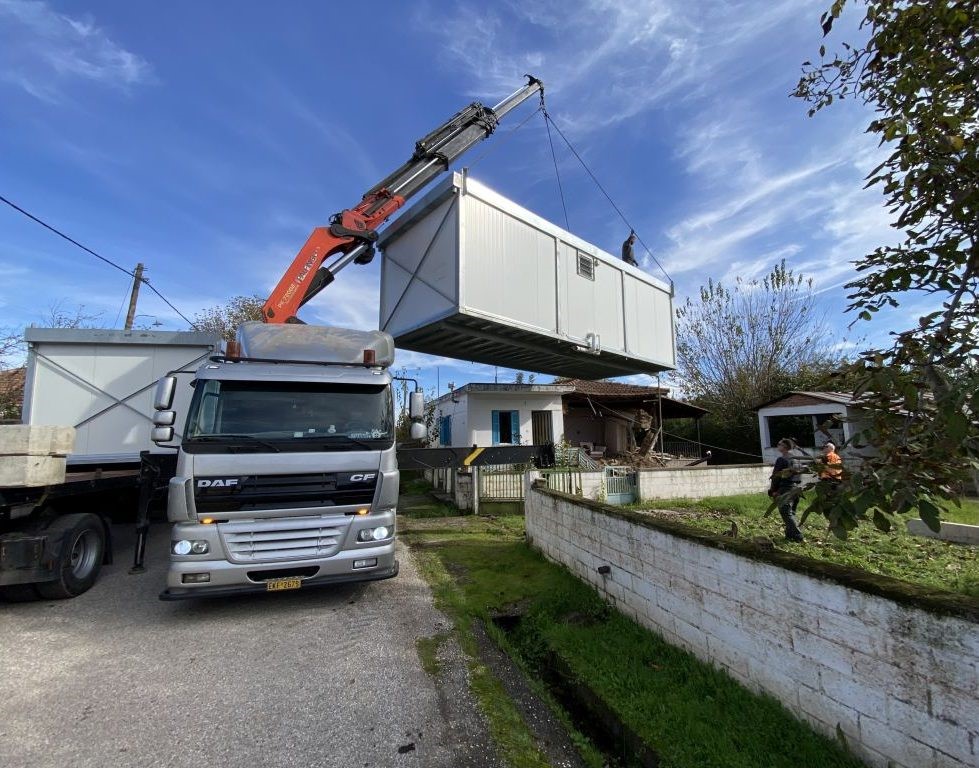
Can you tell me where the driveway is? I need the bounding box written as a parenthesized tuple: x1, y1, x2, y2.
(0, 523, 497, 768)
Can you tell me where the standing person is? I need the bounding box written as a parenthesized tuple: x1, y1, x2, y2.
(819, 442, 843, 483)
(621, 231, 638, 267)
(768, 438, 805, 542)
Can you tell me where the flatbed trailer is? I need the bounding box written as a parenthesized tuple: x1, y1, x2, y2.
(0, 453, 176, 600)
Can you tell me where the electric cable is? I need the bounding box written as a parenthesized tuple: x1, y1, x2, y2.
(540, 110, 673, 286)
(0, 193, 195, 326)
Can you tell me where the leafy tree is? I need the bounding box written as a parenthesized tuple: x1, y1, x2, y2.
(793, 0, 979, 534)
(674, 261, 848, 455)
(190, 295, 265, 342)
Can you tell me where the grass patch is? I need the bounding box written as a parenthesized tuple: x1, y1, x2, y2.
(415, 633, 448, 677)
(406, 522, 553, 768)
(631, 493, 979, 598)
(401, 515, 862, 768)
(398, 477, 463, 519)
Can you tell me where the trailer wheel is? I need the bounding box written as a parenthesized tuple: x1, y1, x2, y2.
(36, 514, 106, 599)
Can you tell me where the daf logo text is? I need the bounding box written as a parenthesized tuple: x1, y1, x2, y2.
(197, 478, 239, 488)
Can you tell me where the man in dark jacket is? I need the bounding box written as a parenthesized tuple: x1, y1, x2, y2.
(769, 437, 804, 542)
(621, 231, 638, 267)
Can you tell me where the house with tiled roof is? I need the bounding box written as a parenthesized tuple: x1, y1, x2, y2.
(0, 367, 25, 422)
(430, 378, 707, 462)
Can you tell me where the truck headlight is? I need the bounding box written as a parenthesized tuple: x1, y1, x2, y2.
(173, 539, 209, 555)
(357, 526, 390, 542)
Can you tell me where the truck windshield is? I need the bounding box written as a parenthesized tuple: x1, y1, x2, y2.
(184, 380, 394, 449)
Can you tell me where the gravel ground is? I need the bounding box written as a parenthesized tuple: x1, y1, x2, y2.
(0, 523, 500, 768)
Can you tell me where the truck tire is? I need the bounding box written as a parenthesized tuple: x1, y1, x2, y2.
(36, 513, 106, 599)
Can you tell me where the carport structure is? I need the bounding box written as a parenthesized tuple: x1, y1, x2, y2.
(556, 378, 708, 461)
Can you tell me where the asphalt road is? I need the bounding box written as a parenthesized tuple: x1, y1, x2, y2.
(0, 523, 498, 768)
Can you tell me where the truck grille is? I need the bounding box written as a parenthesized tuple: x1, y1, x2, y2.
(195, 472, 377, 514)
(218, 516, 346, 563)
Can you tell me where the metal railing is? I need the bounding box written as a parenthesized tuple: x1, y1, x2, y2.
(540, 468, 583, 495)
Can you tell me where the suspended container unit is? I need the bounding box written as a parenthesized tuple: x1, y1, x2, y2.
(377, 172, 675, 379)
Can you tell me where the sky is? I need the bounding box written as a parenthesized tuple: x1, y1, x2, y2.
(0, 0, 921, 398)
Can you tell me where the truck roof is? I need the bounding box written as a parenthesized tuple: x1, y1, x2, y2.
(195, 360, 392, 386)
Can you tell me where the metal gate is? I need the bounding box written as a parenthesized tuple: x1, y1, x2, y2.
(604, 466, 637, 505)
(477, 466, 525, 501)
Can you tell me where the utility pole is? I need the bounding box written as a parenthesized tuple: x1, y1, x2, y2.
(124, 263, 145, 330)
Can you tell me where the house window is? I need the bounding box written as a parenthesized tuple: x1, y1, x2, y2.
(492, 410, 520, 445)
(766, 414, 817, 447)
(439, 415, 452, 446)
(576, 251, 595, 280)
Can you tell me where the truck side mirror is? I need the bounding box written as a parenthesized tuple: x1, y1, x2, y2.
(152, 426, 174, 443)
(153, 410, 176, 426)
(410, 422, 428, 441)
(154, 376, 177, 410)
(409, 390, 425, 420)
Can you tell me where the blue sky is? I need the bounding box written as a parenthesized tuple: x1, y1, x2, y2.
(0, 0, 919, 396)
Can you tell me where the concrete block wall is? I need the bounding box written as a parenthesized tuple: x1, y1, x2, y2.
(639, 464, 770, 500)
(525, 484, 979, 768)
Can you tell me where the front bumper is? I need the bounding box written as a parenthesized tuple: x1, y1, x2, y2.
(159, 536, 398, 600)
(160, 559, 398, 600)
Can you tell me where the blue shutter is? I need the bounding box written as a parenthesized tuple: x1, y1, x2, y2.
(440, 415, 452, 446)
(511, 411, 520, 444)
(491, 411, 500, 444)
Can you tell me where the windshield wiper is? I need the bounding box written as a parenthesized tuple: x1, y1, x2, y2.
(316, 434, 383, 450)
(191, 434, 282, 452)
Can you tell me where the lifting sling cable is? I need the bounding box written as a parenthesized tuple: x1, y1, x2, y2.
(543, 110, 571, 230)
(465, 104, 544, 172)
(540, 107, 674, 287)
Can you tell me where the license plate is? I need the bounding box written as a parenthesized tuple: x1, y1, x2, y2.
(266, 577, 302, 592)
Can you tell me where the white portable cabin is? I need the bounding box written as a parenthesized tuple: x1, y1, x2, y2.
(22, 328, 222, 464)
(378, 172, 676, 379)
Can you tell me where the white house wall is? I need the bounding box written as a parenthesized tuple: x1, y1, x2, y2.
(460, 393, 564, 448)
(434, 392, 470, 448)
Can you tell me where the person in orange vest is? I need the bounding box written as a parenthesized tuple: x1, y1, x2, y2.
(819, 442, 843, 483)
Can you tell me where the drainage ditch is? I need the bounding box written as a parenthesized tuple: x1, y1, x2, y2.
(490, 613, 659, 768)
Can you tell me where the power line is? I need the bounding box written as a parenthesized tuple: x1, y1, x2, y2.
(0, 193, 195, 327)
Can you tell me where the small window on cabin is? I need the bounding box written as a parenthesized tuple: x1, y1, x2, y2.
(576, 252, 595, 281)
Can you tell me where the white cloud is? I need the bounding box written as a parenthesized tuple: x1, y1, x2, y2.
(0, 0, 152, 101)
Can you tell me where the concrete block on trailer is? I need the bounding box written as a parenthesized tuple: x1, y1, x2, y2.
(0, 454, 68, 487)
(0, 425, 76, 457)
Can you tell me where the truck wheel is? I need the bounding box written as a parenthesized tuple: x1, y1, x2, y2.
(36, 513, 106, 599)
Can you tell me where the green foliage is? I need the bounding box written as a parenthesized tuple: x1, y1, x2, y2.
(190, 294, 265, 342)
(674, 261, 851, 453)
(794, 0, 979, 531)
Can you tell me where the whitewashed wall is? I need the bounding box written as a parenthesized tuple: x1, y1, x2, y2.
(639, 464, 770, 500)
(525, 484, 979, 768)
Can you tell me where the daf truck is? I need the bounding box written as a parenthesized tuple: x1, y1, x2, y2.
(153, 323, 424, 598)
